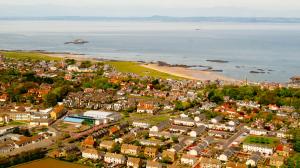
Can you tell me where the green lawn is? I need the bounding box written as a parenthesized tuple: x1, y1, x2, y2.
(244, 135, 279, 147)
(106, 61, 184, 80)
(0, 51, 62, 61)
(128, 113, 170, 125)
(8, 121, 28, 126)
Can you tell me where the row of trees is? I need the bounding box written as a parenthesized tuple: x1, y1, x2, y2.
(205, 84, 300, 109)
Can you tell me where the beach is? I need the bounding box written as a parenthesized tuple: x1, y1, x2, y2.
(141, 63, 237, 82)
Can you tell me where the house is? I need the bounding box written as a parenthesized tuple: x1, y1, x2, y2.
(99, 140, 116, 151)
(127, 157, 141, 168)
(146, 160, 162, 168)
(104, 152, 126, 165)
(14, 135, 44, 148)
(276, 144, 291, 157)
(150, 121, 169, 132)
(243, 143, 274, 155)
(246, 152, 261, 167)
(188, 146, 203, 156)
(189, 126, 206, 137)
(8, 112, 31, 121)
(82, 136, 95, 148)
(139, 139, 164, 147)
(211, 116, 223, 124)
(169, 125, 191, 134)
(132, 121, 151, 129)
(81, 148, 101, 160)
(144, 147, 158, 158)
(270, 154, 284, 168)
(162, 150, 176, 162)
(149, 131, 172, 139)
(226, 162, 247, 168)
(137, 101, 157, 114)
(249, 128, 268, 136)
(173, 117, 195, 127)
(121, 144, 141, 156)
(50, 104, 66, 120)
(109, 126, 120, 135)
(208, 130, 230, 139)
(198, 157, 222, 168)
(218, 148, 235, 162)
(169, 143, 185, 153)
(181, 154, 198, 166)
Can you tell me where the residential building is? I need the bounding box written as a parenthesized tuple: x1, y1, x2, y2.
(132, 121, 151, 129)
(150, 121, 169, 132)
(127, 157, 141, 168)
(162, 150, 176, 162)
(99, 140, 116, 151)
(104, 152, 126, 165)
(189, 126, 206, 137)
(246, 152, 261, 167)
(81, 148, 101, 160)
(181, 154, 198, 166)
(144, 147, 158, 158)
(82, 136, 95, 148)
(146, 160, 162, 168)
(199, 157, 222, 168)
(50, 104, 66, 120)
(243, 143, 274, 155)
(173, 117, 195, 127)
(121, 144, 141, 156)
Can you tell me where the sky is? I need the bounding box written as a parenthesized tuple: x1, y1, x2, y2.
(1, 0, 300, 17)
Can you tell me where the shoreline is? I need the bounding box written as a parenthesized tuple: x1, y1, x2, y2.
(141, 63, 238, 82)
(1, 49, 239, 82)
(45, 51, 239, 82)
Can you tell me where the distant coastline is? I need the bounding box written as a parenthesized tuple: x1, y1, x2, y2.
(2, 16, 300, 23)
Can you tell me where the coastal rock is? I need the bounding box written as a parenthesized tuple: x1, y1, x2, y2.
(206, 59, 229, 63)
(64, 39, 88, 44)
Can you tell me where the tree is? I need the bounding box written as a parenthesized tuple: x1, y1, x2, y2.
(80, 61, 92, 68)
(65, 59, 76, 65)
(44, 93, 58, 107)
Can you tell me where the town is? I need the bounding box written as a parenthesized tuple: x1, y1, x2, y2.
(0, 52, 299, 168)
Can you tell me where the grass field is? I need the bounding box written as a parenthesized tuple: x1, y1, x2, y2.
(13, 158, 88, 168)
(0, 51, 62, 61)
(106, 61, 184, 80)
(127, 112, 170, 125)
(244, 135, 279, 146)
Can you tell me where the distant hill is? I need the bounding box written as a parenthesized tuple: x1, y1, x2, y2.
(1, 16, 300, 23)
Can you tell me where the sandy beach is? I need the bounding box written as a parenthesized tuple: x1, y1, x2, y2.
(142, 63, 237, 82)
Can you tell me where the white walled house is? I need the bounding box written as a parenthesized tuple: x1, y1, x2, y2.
(249, 128, 268, 136)
(189, 126, 206, 137)
(104, 153, 126, 165)
(181, 154, 198, 166)
(81, 148, 101, 160)
(132, 121, 151, 129)
(243, 143, 274, 155)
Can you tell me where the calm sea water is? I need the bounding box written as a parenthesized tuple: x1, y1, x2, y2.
(0, 20, 300, 82)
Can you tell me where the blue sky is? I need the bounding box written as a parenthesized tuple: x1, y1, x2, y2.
(0, 0, 300, 17)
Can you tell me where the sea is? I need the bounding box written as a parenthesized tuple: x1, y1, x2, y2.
(0, 17, 300, 83)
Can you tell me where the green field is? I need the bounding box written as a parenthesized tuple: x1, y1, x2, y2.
(127, 112, 170, 125)
(244, 135, 279, 146)
(0, 51, 62, 61)
(106, 61, 184, 80)
(13, 158, 88, 168)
